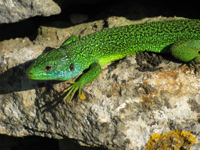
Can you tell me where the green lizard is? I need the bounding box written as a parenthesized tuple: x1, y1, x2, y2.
(26, 19, 200, 101)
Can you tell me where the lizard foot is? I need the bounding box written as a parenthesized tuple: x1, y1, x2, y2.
(63, 81, 83, 101)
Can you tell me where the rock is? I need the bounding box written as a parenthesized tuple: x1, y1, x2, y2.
(0, 17, 200, 150)
(0, 0, 61, 24)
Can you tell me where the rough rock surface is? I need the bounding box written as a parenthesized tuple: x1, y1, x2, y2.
(0, 0, 61, 24)
(0, 17, 200, 150)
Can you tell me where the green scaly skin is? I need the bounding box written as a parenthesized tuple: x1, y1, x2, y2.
(26, 19, 200, 101)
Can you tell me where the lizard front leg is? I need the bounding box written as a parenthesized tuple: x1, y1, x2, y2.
(63, 62, 101, 101)
(170, 40, 200, 72)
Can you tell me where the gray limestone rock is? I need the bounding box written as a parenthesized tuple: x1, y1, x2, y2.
(0, 0, 61, 24)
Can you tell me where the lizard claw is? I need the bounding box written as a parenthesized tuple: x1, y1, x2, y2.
(190, 60, 200, 77)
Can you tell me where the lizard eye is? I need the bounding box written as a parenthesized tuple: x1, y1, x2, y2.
(45, 66, 52, 71)
(70, 63, 74, 71)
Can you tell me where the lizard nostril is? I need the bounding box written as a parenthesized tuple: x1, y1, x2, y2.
(28, 72, 32, 75)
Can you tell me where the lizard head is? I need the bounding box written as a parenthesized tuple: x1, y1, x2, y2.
(26, 48, 83, 81)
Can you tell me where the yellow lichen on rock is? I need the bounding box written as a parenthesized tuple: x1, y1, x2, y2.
(146, 130, 197, 150)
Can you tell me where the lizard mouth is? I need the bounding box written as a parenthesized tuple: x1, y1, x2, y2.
(26, 67, 41, 80)
(26, 67, 32, 78)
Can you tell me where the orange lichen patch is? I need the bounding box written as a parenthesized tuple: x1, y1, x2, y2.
(107, 83, 121, 98)
(142, 95, 155, 105)
(179, 65, 196, 73)
(146, 130, 197, 150)
(144, 67, 199, 98)
(181, 131, 197, 144)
